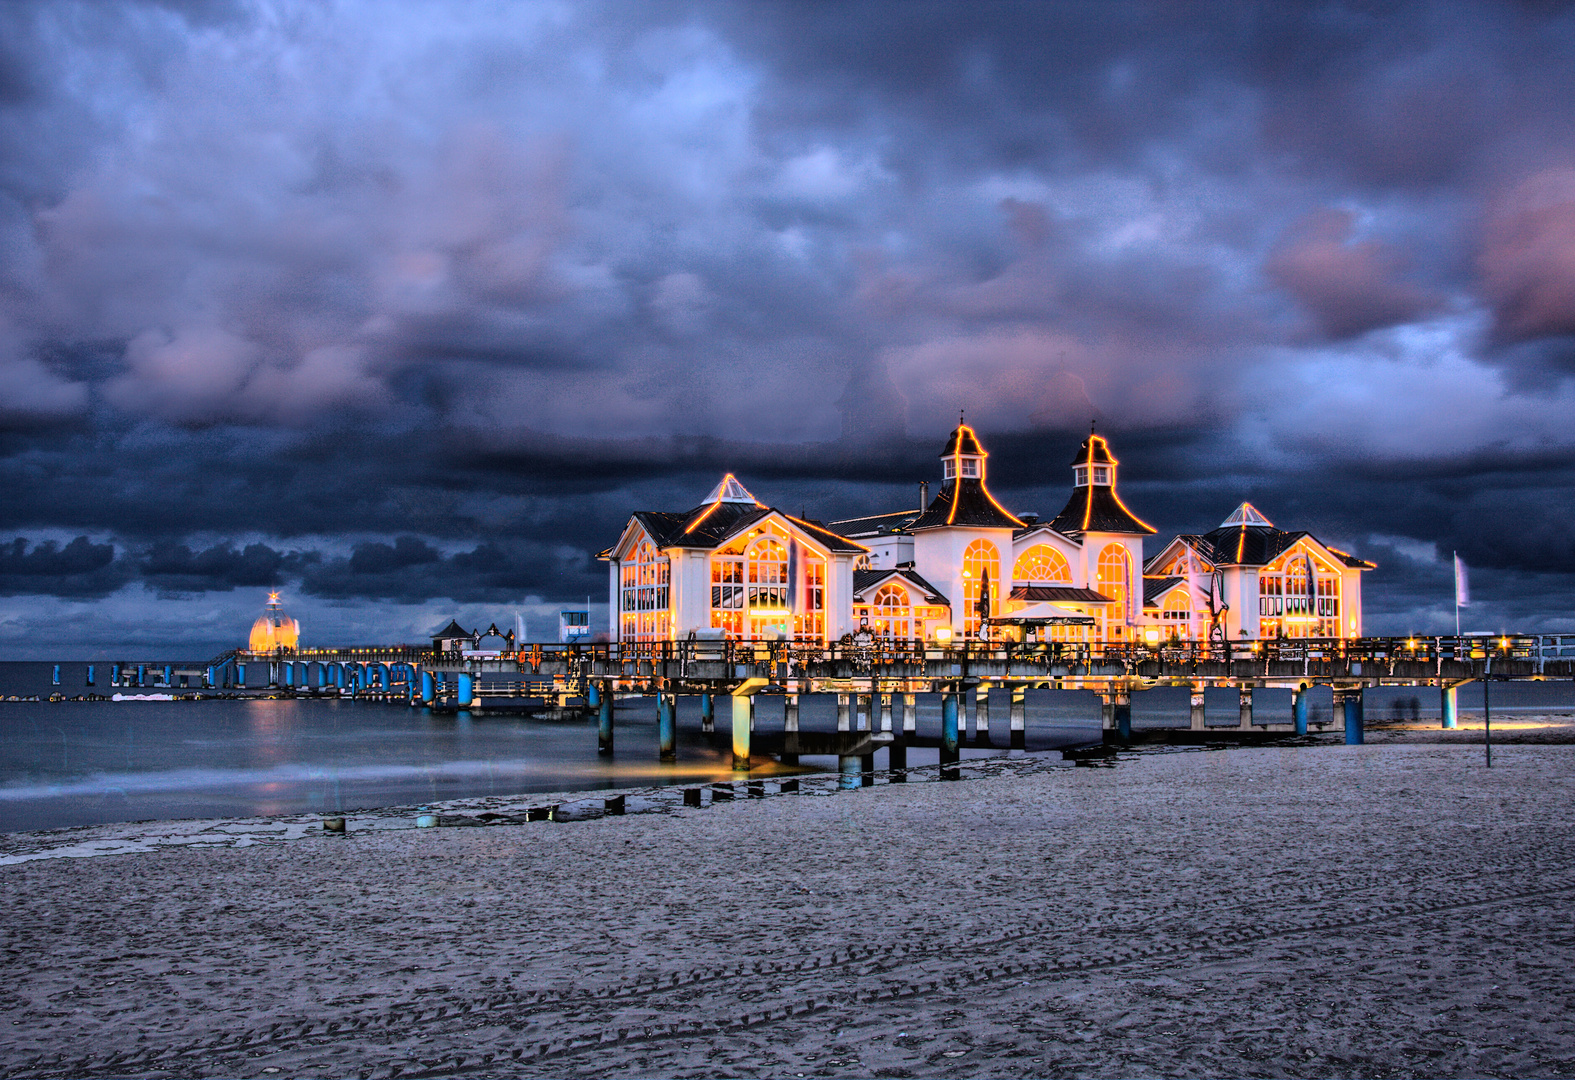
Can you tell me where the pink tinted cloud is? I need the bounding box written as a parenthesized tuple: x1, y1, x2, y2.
(1478, 168, 1575, 340)
(1265, 208, 1442, 339)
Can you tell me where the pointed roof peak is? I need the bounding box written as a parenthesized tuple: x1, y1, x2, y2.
(1220, 502, 1273, 528)
(939, 421, 986, 458)
(703, 473, 759, 504)
(1070, 433, 1118, 467)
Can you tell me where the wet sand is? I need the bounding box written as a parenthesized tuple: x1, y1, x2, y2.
(3, 740, 1574, 1079)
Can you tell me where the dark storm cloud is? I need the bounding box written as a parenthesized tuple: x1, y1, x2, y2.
(4, 0, 1575, 644)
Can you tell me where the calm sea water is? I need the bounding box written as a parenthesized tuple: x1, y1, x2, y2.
(3, 662, 1570, 834)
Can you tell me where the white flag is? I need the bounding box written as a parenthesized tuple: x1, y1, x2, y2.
(1454, 554, 1470, 608)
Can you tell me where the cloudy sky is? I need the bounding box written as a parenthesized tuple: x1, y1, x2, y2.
(4, 0, 1575, 657)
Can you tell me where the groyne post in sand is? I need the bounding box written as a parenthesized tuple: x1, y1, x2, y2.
(700, 692, 714, 733)
(975, 686, 992, 746)
(1114, 693, 1132, 745)
(782, 695, 799, 763)
(659, 694, 677, 761)
(1010, 686, 1026, 748)
(837, 694, 851, 731)
(1441, 684, 1458, 729)
(597, 684, 614, 756)
(731, 693, 752, 770)
(1293, 686, 1309, 735)
(1338, 688, 1365, 744)
(1239, 686, 1254, 729)
(1190, 684, 1206, 730)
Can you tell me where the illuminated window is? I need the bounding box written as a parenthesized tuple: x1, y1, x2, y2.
(712, 530, 826, 641)
(1074, 467, 1089, 487)
(1096, 544, 1131, 641)
(620, 540, 670, 642)
(1013, 544, 1071, 583)
(962, 539, 1001, 638)
(1093, 466, 1109, 485)
(1256, 551, 1340, 638)
(871, 583, 912, 639)
(961, 458, 979, 478)
(1161, 588, 1191, 622)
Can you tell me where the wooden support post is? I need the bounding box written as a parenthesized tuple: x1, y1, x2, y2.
(1341, 688, 1364, 745)
(974, 686, 992, 746)
(782, 693, 800, 763)
(1293, 686, 1309, 736)
(837, 693, 851, 731)
(1009, 686, 1026, 749)
(658, 693, 677, 761)
(861, 753, 875, 786)
(700, 691, 714, 734)
(1114, 693, 1132, 745)
(1238, 685, 1253, 730)
(1441, 683, 1457, 730)
(888, 738, 907, 778)
(941, 690, 960, 779)
(597, 683, 614, 755)
(1190, 685, 1206, 731)
(604, 795, 625, 815)
(731, 693, 751, 770)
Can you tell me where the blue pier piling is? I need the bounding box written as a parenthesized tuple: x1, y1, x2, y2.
(235, 663, 246, 687)
(839, 754, 862, 790)
(457, 672, 474, 709)
(700, 692, 714, 734)
(1294, 686, 1309, 735)
(586, 681, 600, 710)
(137, 664, 146, 687)
(86, 665, 95, 687)
(1441, 683, 1458, 729)
(731, 694, 751, 770)
(163, 664, 172, 687)
(658, 694, 677, 761)
(1342, 688, 1365, 745)
(52, 664, 60, 686)
(283, 664, 294, 688)
(597, 685, 614, 755)
(111, 663, 120, 687)
(421, 670, 434, 706)
(941, 690, 960, 778)
(206, 665, 216, 689)
(1114, 697, 1132, 745)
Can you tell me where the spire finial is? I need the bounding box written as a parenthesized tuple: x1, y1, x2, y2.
(959, 408, 965, 427)
(1090, 418, 1097, 435)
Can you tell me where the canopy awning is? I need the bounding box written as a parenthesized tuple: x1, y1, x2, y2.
(988, 601, 1095, 626)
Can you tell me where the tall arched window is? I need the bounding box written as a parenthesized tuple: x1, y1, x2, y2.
(1013, 544, 1071, 583)
(1096, 544, 1131, 641)
(1161, 588, 1191, 631)
(962, 539, 1000, 638)
(620, 539, 670, 642)
(1257, 549, 1338, 638)
(747, 538, 789, 637)
(872, 583, 911, 639)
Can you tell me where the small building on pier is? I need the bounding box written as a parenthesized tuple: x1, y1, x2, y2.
(601, 420, 1373, 645)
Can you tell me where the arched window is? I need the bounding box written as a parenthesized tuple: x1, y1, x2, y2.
(962, 539, 1000, 638)
(872, 583, 911, 639)
(1013, 544, 1071, 583)
(747, 538, 789, 638)
(1096, 544, 1131, 641)
(1161, 588, 1191, 627)
(712, 531, 826, 641)
(1257, 549, 1339, 638)
(620, 539, 670, 642)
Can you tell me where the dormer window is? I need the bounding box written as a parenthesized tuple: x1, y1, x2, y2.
(1074, 467, 1089, 487)
(1093, 466, 1110, 485)
(943, 459, 956, 479)
(961, 459, 979, 478)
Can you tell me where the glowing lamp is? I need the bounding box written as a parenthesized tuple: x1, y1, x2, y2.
(935, 626, 953, 644)
(1143, 628, 1161, 643)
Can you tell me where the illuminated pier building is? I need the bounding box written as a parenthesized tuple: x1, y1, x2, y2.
(603, 421, 1372, 645)
(247, 591, 300, 653)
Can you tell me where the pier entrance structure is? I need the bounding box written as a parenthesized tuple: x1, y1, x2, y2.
(599, 421, 1375, 650)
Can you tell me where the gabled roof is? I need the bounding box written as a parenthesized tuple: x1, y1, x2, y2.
(1071, 433, 1118, 467)
(1047, 484, 1156, 537)
(1143, 534, 1213, 575)
(614, 501, 866, 556)
(908, 479, 1024, 531)
(853, 567, 950, 606)
(432, 619, 474, 641)
(1012, 522, 1082, 545)
(1142, 576, 1187, 607)
(829, 509, 922, 538)
(1189, 522, 1375, 571)
(1008, 585, 1115, 604)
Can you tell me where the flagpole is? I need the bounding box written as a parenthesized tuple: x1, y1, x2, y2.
(1453, 550, 1461, 638)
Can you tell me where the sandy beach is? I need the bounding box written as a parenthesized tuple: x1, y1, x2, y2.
(3, 732, 1574, 1079)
